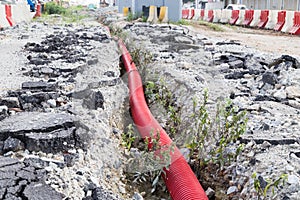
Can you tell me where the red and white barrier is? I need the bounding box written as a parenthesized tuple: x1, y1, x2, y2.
(243, 10, 254, 26)
(220, 9, 231, 23)
(289, 11, 300, 35)
(182, 9, 189, 19)
(12, 3, 32, 24)
(230, 10, 239, 25)
(257, 10, 269, 28)
(199, 9, 205, 20)
(5, 4, 14, 26)
(274, 10, 286, 31)
(192, 9, 201, 20)
(265, 10, 279, 29)
(182, 8, 300, 35)
(203, 9, 209, 21)
(206, 10, 214, 22)
(235, 10, 245, 25)
(0, 5, 10, 28)
(188, 9, 195, 20)
(1, 2, 33, 29)
(213, 9, 222, 23)
(282, 11, 295, 32)
(250, 10, 261, 27)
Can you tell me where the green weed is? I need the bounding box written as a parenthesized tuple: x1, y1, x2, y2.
(198, 21, 225, 32)
(121, 124, 136, 150)
(252, 172, 288, 199)
(185, 89, 247, 167)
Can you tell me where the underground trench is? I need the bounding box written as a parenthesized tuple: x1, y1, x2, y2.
(118, 39, 208, 200)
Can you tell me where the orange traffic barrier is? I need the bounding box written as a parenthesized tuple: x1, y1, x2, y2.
(230, 10, 239, 25)
(207, 10, 214, 22)
(182, 9, 189, 19)
(5, 4, 14, 26)
(243, 10, 254, 26)
(34, 4, 42, 18)
(200, 9, 204, 20)
(289, 11, 300, 35)
(257, 10, 269, 28)
(274, 11, 286, 31)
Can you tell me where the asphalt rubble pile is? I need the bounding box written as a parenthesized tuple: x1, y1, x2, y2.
(114, 22, 300, 199)
(0, 21, 129, 199)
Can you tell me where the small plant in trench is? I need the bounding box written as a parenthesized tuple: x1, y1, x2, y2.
(122, 125, 174, 196)
(144, 81, 248, 197)
(145, 79, 182, 138)
(128, 46, 153, 83)
(252, 172, 288, 199)
(121, 124, 136, 150)
(185, 89, 247, 168)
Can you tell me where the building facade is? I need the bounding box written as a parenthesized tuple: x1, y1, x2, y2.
(116, 0, 182, 21)
(242, 0, 300, 10)
(198, 0, 300, 10)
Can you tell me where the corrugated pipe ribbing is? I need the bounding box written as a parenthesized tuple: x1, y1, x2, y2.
(118, 39, 208, 200)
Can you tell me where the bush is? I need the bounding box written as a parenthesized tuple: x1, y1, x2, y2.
(44, 2, 66, 15)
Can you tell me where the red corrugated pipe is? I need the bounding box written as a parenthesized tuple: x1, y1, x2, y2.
(118, 39, 208, 200)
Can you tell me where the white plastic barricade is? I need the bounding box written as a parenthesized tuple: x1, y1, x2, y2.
(213, 9, 222, 23)
(220, 9, 231, 23)
(11, 3, 32, 24)
(250, 10, 261, 27)
(281, 11, 295, 32)
(203, 9, 209, 21)
(236, 10, 245, 25)
(265, 10, 279, 29)
(193, 9, 200, 20)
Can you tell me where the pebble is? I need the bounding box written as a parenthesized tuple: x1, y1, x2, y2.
(287, 175, 300, 185)
(132, 192, 144, 200)
(227, 186, 238, 195)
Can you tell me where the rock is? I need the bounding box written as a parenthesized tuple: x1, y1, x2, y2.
(40, 67, 54, 75)
(179, 148, 190, 162)
(228, 59, 244, 69)
(288, 100, 300, 109)
(258, 176, 267, 189)
(132, 192, 143, 200)
(3, 137, 24, 153)
(83, 90, 104, 110)
(23, 182, 64, 200)
(87, 78, 122, 88)
(262, 71, 277, 85)
(261, 141, 271, 149)
(92, 186, 121, 200)
(273, 89, 287, 100)
(0, 97, 20, 108)
(29, 57, 50, 65)
(87, 58, 98, 65)
(226, 186, 238, 195)
(104, 71, 115, 77)
(205, 187, 215, 199)
(22, 81, 57, 92)
(118, 185, 126, 194)
(287, 175, 300, 185)
(0, 106, 8, 121)
(225, 71, 245, 79)
(0, 112, 88, 153)
(64, 153, 78, 167)
(47, 99, 57, 108)
(286, 86, 300, 98)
